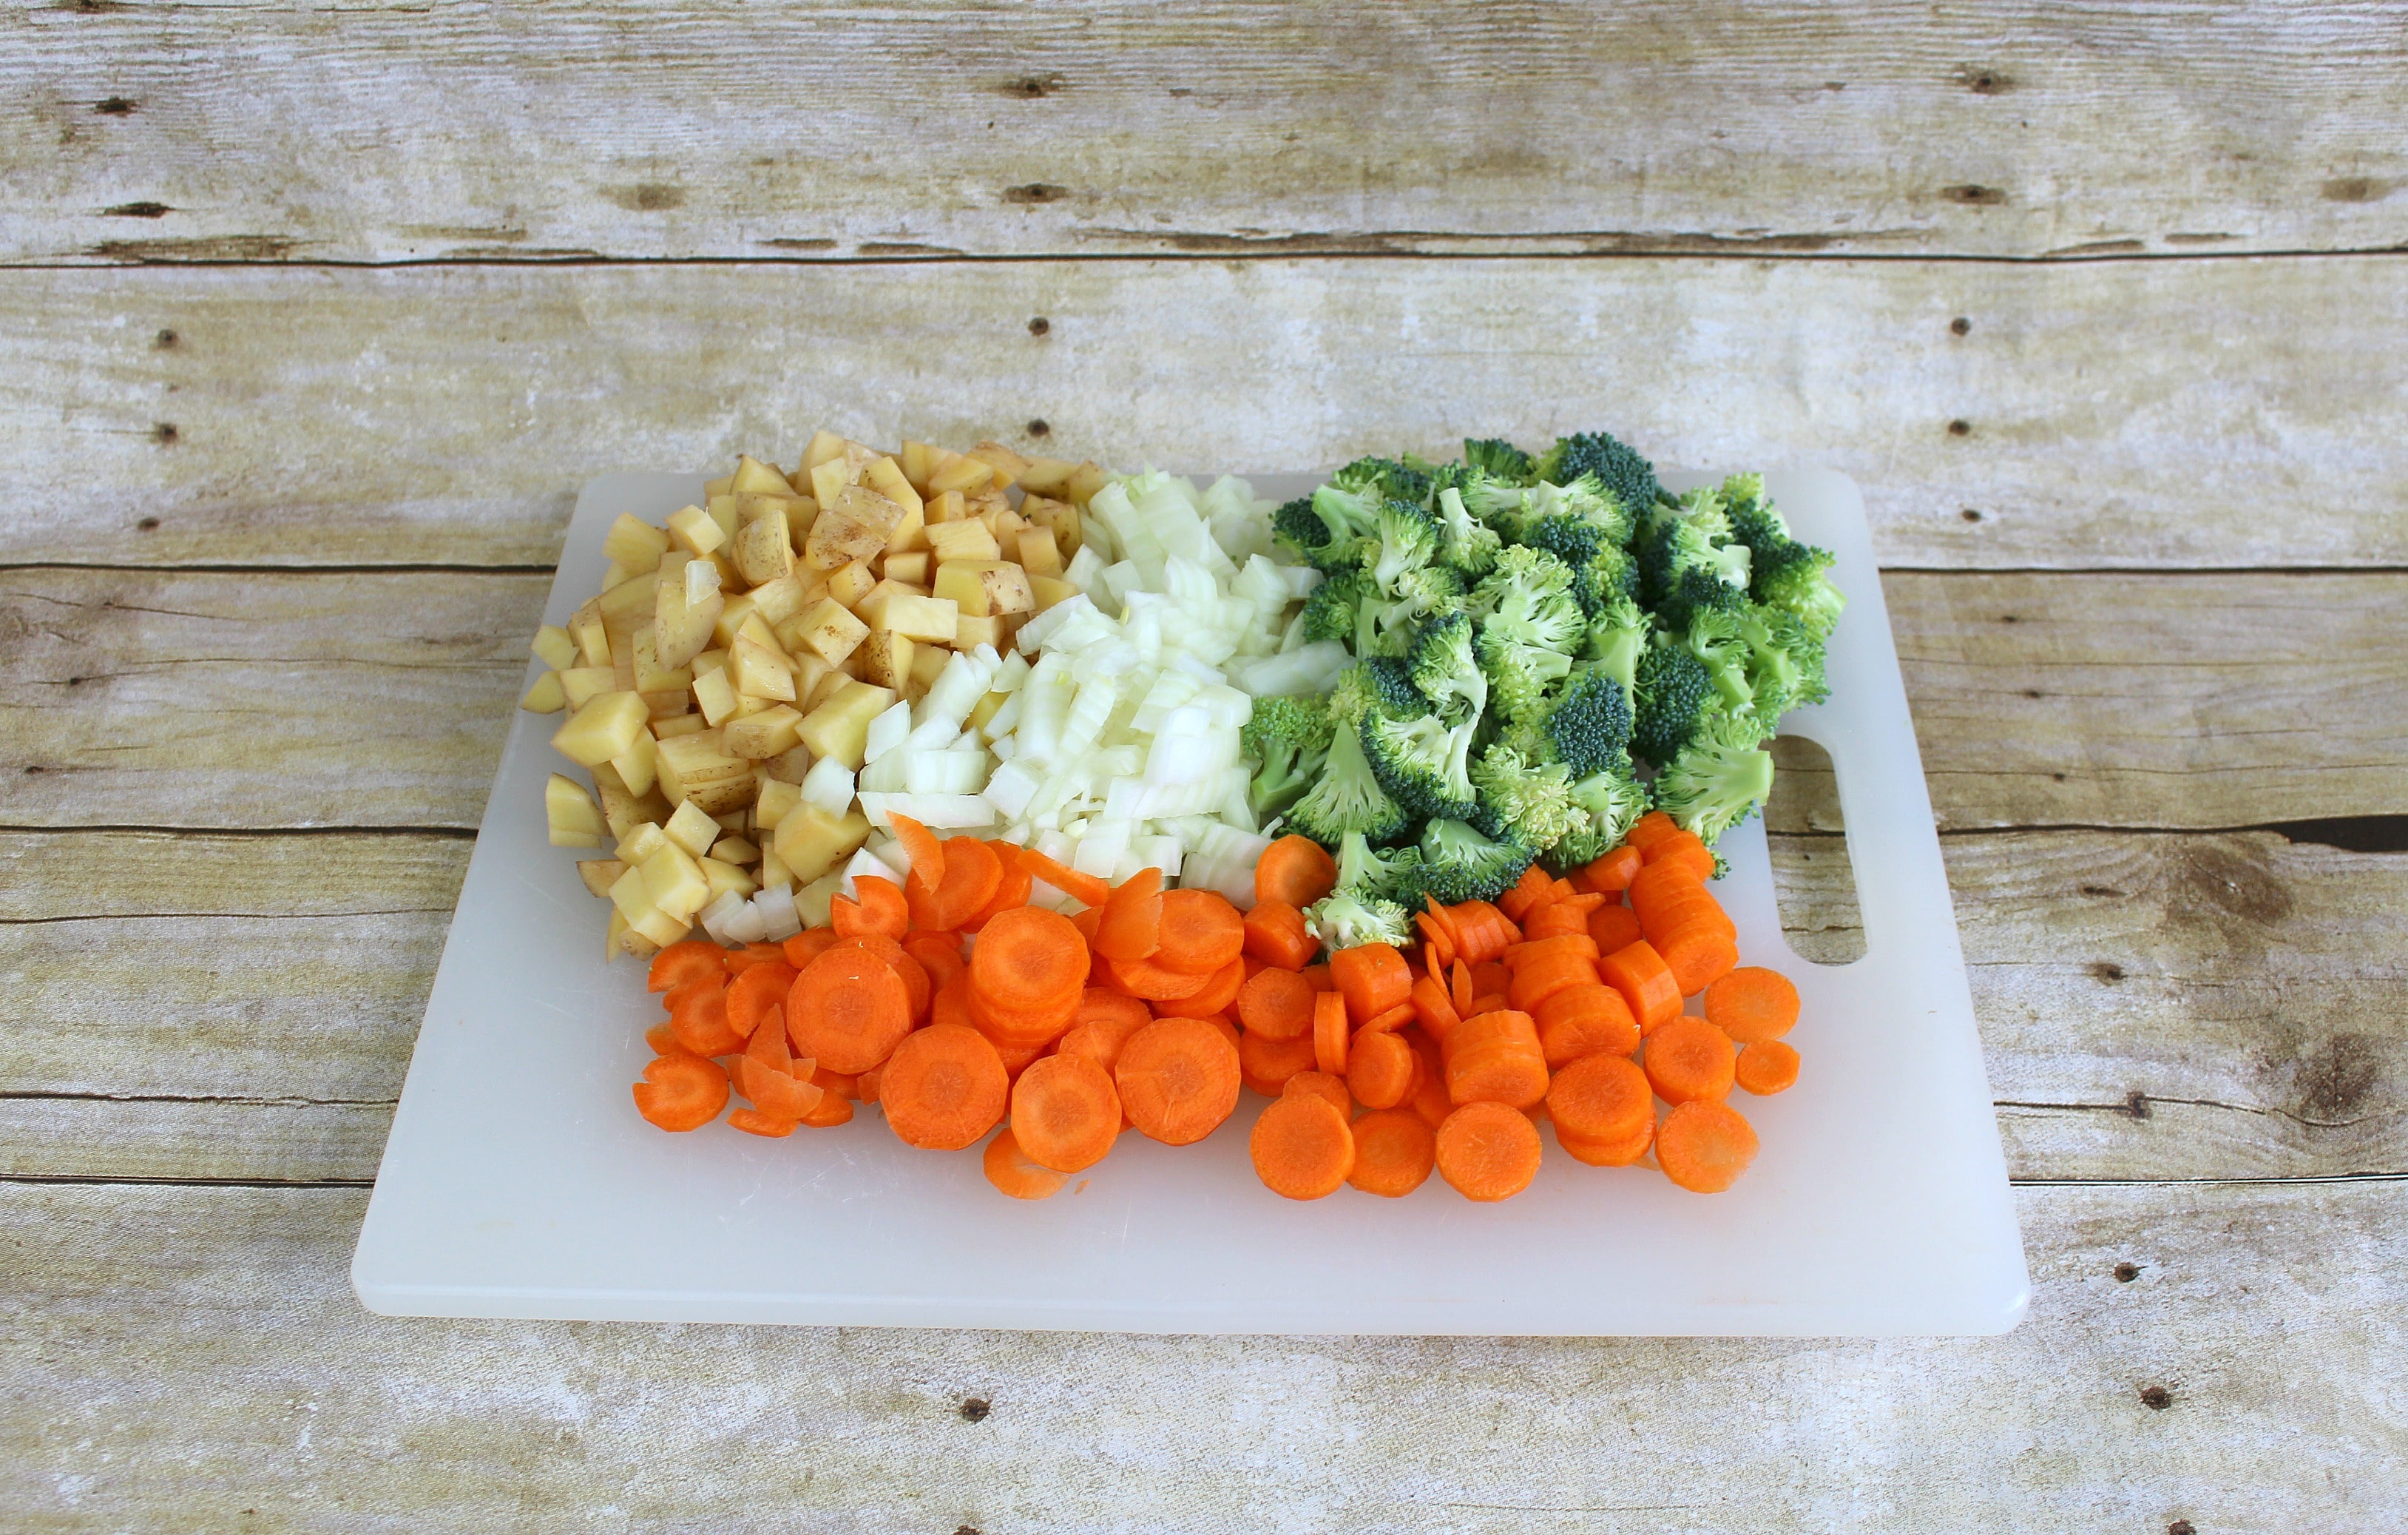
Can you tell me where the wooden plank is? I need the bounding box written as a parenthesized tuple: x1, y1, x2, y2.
(0, 1178, 2398, 1528)
(4, 4, 2404, 263)
(1, 260, 2404, 571)
(3, 826, 2397, 1184)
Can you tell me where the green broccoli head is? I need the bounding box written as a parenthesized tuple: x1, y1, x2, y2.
(1327, 657, 1424, 726)
(1363, 564, 1469, 657)
(1543, 669, 1634, 778)
(1271, 496, 1330, 569)
(1433, 485, 1504, 580)
(1631, 638, 1719, 766)
(1568, 541, 1640, 616)
(1726, 485, 1847, 640)
(1470, 743, 1579, 853)
(1734, 602, 1830, 723)
(1471, 546, 1584, 722)
(1462, 437, 1537, 482)
(1645, 511, 1753, 630)
(1407, 608, 1488, 723)
(1543, 752, 1655, 873)
(1336, 831, 1426, 909)
(1654, 715, 1776, 845)
(1299, 479, 1390, 571)
(1536, 430, 1663, 525)
(1369, 497, 1440, 593)
(1304, 889, 1414, 954)
(1416, 817, 1535, 905)
(1330, 456, 1433, 507)
(1239, 693, 1336, 819)
(1362, 708, 1481, 822)
(1681, 606, 1758, 715)
(1582, 595, 1650, 698)
(1285, 715, 1409, 847)
(1299, 570, 1367, 645)
(1458, 468, 1535, 535)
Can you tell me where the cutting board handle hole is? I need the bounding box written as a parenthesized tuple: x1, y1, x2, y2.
(1764, 735, 1867, 965)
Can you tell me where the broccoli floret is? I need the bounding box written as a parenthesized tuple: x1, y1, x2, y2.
(1582, 595, 1650, 698)
(1568, 540, 1641, 615)
(1463, 436, 1536, 482)
(1654, 716, 1776, 845)
(1331, 456, 1433, 507)
(1416, 817, 1535, 905)
(1299, 570, 1367, 645)
(1286, 715, 1409, 846)
(1631, 638, 1717, 766)
(1543, 669, 1634, 777)
(1471, 546, 1583, 721)
(1646, 513, 1753, 630)
(1359, 563, 1467, 657)
(1300, 479, 1391, 570)
(1239, 693, 1336, 819)
(1304, 889, 1414, 953)
(1328, 657, 1423, 726)
(1680, 606, 1757, 715)
(1336, 831, 1425, 908)
(1543, 753, 1654, 873)
(1470, 743, 1578, 852)
(1536, 430, 1663, 525)
(1724, 473, 1846, 640)
(1407, 608, 1488, 723)
(1433, 485, 1504, 579)
(1458, 467, 1534, 532)
(1271, 496, 1331, 568)
(1362, 708, 1481, 821)
(1369, 497, 1440, 593)
(1734, 603, 1830, 723)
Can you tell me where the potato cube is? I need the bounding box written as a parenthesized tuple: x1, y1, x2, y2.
(732, 490, 807, 525)
(724, 454, 782, 493)
(967, 689, 1009, 733)
(864, 456, 924, 520)
(805, 485, 905, 571)
(725, 703, 803, 760)
(857, 629, 914, 690)
(963, 440, 1026, 485)
(663, 799, 723, 858)
(869, 590, 961, 644)
(754, 777, 802, 833)
(745, 573, 811, 630)
(706, 473, 734, 497)
(1015, 457, 1078, 496)
(731, 506, 794, 586)
(796, 679, 896, 769)
(714, 834, 760, 867)
(532, 624, 579, 671)
(926, 518, 1001, 564)
(615, 820, 670, 864)
(990, 505, 1030, 540)
(602, 513, 672, 571)
(640, 842, 711, 922)
(899, 441, 938, 492)
(1063, 462, 1109, 507)
(771, 803, 873, 887)
(629, 626, 692, 695)
(906, 642, 948, 696)
(927, 453, 995, 496)
(924, 489, 965, 525)
(825, 559, 876, 610)
(934, 559, 1035, 617)
(1029, 574, 1080, 612)
(797, 667, 850, 716)
(1021, 495, 1083, 560)
(552, 690, 649, 767)
(609, 864, 690, 948)
(545, 772, 606, 848)
(730, 635, 796, 701)
(652, 561, 724, 669)
(953, 613, 1008, 652)
(657, 733, 759, 815)
(1016, 527, 1063, 576)
(520, 670, 566, 713)
(593, 763, 673, 839)
(652, 713, 708, 740)
(569, 601, 611, 667)
(691, 663, 740, 726)
(783, 596, 868, 668)
(702, 857, 758, 905)
(882, 550, 931, 586)
(757, 843, 794, 892)
(802, 431, 853, 471)
(576, 858, 625, 898)
(611, 725, 658, 796)
(666, 503, 726, 556)
(686, 556, 723, 607)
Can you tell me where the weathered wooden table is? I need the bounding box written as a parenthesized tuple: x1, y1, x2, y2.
(4, 6, 2402, 1529)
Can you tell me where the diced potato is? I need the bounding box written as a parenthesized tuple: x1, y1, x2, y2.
(963, 489, 1012, 524)
(927, 453, 995, 496)
(757, 843, 793, 891)
(652, 558, 724, 669)
(793, 869, 846, 928)
(954, 613, 1009, 652)
(552, 690, 649, 766)
(616, 820, 670, 864)
(746, 571, 812, 627)
(1015, 457, 1079, 496)
(611, 724, 658, 796)
(664, 799, 722, 858)
(521, 670, 566, 713)
(1029, 574, 1080, 612)
(967, 689, 1009, 732)
(864, 456, 924, 521)
(715, 807, 751, 834)
(731, 490, 807, 525)
(686, 556, 723, 607)
(602, 513, 672, 571)
(1016, 527, 1063, 576)
(546, 772, 606, 848)
(610, 864, 690, 948)
(593, 762, 673, 839)
(967, 440, 1030, 488)
(883, 551, 931, 586)
(934, 559, 1036, 617)
(641, 842, 711, 922)
(576, 858, 625, 898)
(1021, 494, 1083, 560)
(990, 505, 1030, 540)
(926, 518, 1001, 564)
(666, 503, 726, 556)
(725, 703, 803, 760)
(641, 689, 690, 721)
(706, 474, 735, 497)
(857, 629, 915, 690)
(799, 667, 851, 715)
(907, 642, 948, 695)
(701, 856, 758, 904)
(924, 489, 965, 525)
(754, 777, 802, 833)
(730, 635, 796, 701)
(868, 590, 961, 643)
(763, 742, 815, 784)
(629, 626, 691, 695)
(784, 596, 868, 668)
(731, 506, 794, 586)
(1063, 462, 1109, 507)
(595, 570, 660, 631)
(569, 601, 611, 667)
(771, 803, 873, 887)
(805, 485, 906, 571)
(802, 431, 853, 471)
(652, 712, 709, 741)
(691, 663, 740, 726)
(825, 559, 877, 610)
(532, 624, 579, 671)
(729, 453, 790, 494)
(656, 728, 757, 813)
(796, 679, 896, 769)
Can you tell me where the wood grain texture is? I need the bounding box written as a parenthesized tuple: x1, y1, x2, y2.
(1, 1178, 2400, 1531)
(5, 825, 2397, 1185)
(3, 258, 2407, 571)
(4, 2, 2404, 264)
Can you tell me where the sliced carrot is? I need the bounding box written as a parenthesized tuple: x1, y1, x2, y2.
(1408, 973, 1463, 1039)
(1408, 1036, 1453, 1129)
(1450, 960, 1474, 1018)
(811, 1065, 859, 1101)
(1643, 1016, 1737, 1104)
(725, 959, 798, 1041)
(1505, 949, 1601, 1015)
(1638, 888, 1737, 951)
(1497, 864, 1554, 923)
(1093, 866, 1166, 960)
(1282, 1070, 1351, 1116)
(1441, 1009, 1550, 1109)
(1520, 900, 1603, 940)
(1312, 990, 1350, 1076)
(1734, 1039, 1800, 1096)
(967, 980, 1083, 1049)
(1534, 983, 1640, 1067)
(667, 975, 745, 1057)
(970, 905, 1090, 1010)
(1705, 966, 1802, 1044)
(1250, 1092, 1354, 1200)
(1422, 895, 1465, 962)
(1054, 989, 1155, 1073)
(831, 874, 910, 941)
(1598, 940, 1684, 1036)
(1656, 1098, 1759, 1192)
(902, 930, 967, 993)
(643, 1021, 687, 1058)
(1660, 923, 1740, 996)
(1545, 1053, 1653, 1145)
(856, 1065, 883, 1104)
(1623, 809, 1680, 851)
(1238, 1028, 1319, 1096)
(983, 1126, 1071, 1198)
(1556, 1116, 1656, 1167)
(1009, 1053, 1122, 1172)
(1015, 844, 1112, 908)
(1579, 844, 1645, 894)
(1643, 829, 1717, 882)
(1242, 899, 1317, 970)
(727, 1107, 800, 1137)
(1588, 904, 1643, 956)
(1470, 959, 1512, 1001)
(911, 836, 1001, 931)
(786, 945, 913, 1073)
(1115, 1016, 1242, 1146)
(1301, 962, 1336, 992)
(1346, 1107, 1436, 1197)
(1328, 943, 1412, 1025)
(1415, 917, 1453, 972)
(1435, 1101, 1543, 1201)
(632, 1053, 728, 1132)
(887, 812, 947, 891)
(961, 842, 1034, 931)
(799, 1091, 856, 1127)
(723, 942, 790, 975)
(1237, 966, 1319, 1041)
(647, 939, 726, 994)
(1150, 954, 1247, 1019)
(1154, 890, 1245, 975)
(782, 928, 842, 968)
(1103, 951, 1214, 1002)
(738, 1011, 828, 1121)
(1359, 1001, 1416, 1035)
(1346, 1028, 1416, 1110)
(879, 1022, 1008, 1149)
(930, 972, 977, 1033)
(1203, 1012, 1242, 1056)
(1254, 834, 1339, 910)
(1448, 901, 1519, 963)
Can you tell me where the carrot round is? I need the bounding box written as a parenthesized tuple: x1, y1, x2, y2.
(1149, 954, 1247, 1019)
(1249, 1093, 1354, 1199)
(911, 836, 1001, 931)
(647, 938, 726, 994)
(1359, 1001, 1416, 1036)
(727, 1106, 800, 1137)
(981, 1126, 1070, 1198)
(930, 972, 977, 1033)
(1434, 1101, 1543, 1201)
(1659, 923, 1740, 996)
(1328, 943, 1411, 1024)
(1408, 973, 1462, 1039)
(1545, 1053, 1653, 1144)
(1015, 843, 1112, 908)
(1254, 834, 1338, 909)
(1237, 966, 1319, 1041)
(668, 976, 745, 1057)
(1655, 1098, 1759, 1192)
(1282, 1070, 1351, 1116)
(1441, 1009, 1550, 1109)
(643, 1021, 686, 1058)
(1520, 900, 1602, 941)
(970, 905, 1089, 1010)
(1242, 899, 1317, 970)
(1534, 983, 1640, 1066)
(1643, 1016, 1737, 1104)
(1704, 966, 1801, 1044)
(1094, 867, 1166, 960)
(1311, 990, 1349, 1075)
(888, 812, 947, 885)
(1340, 1107, 1435, 1197)
(632, 1053, 728, 1132)
(799, 1091, 855, 1127)
(879, 1022, 1008, 1149)
(1053, 989, 1155, 1073)
(1154, 889, 1245, 975)
(1579, 844, 1644, 894)
(1237, 1028, 1319, 1096)
(832, 874, 910, 940)
(787, 945, 913, 1073)
(723, 959, 797, 1040)
(1734, 1039, 1801, 1096)
(902, 930, 967, 993)
(1598, 939, 1683, 1036)
(967, 980, 1083, 1049)
(1623, 809, 1679, 851)
(1115, 1016, 1242, 1145)
(961, 842, 1035, 931)
(1103, 951, 1215, 1002)
(782, 927, 843, 969)
(1505, 948, 1600, 1015)
(1009, 1053, 1122, 1172)
(1643, 829, 1716, 882)
(1496, 864, 1554, 923)
(1556, 1117, 1655, 1167)
(1346, 1027, 1416, 1110)
(1587, 904, 1643, 957)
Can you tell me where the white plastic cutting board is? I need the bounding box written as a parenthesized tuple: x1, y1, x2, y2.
(354, 468, 2027, 1335)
